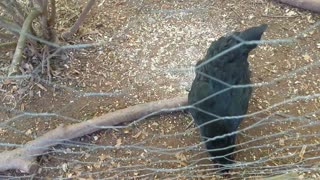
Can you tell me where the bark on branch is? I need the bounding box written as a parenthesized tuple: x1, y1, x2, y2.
(62, 0, 96, 39)
(0, 96, 188, 173)
(277, 0, 320, 13)
(8, 8, 41, 76)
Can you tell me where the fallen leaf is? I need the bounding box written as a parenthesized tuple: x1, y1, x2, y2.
(299, 145, 307, 160)
(302, 54, 311, 61)
(25, 129, 32, 135)
(279, 138, 285, 146)
(132, 131, 142, 138)
(175, 152, 187, 161)
(36, 83, 47, 91)
(286, 10, 297, 16)
(62, 163, 68, 172)
(99, 154, 108, 161)
(3, 79, 12, 85)
(93, 161, 102, 169)
(115, 138, 122, 147)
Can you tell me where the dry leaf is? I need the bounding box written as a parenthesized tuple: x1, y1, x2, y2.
(279, 138, 285, 146)
(36, 83, 47, 91)
(67, 173, 73, 178)
(93, 162, 102, 169)
(152, 122, 159, 126)
(175, 152, 187, 161)
(115, 138, 122, 147)
(132, 131, 142, 138)
(3, 79, 12, 85)
(93, 135, 99, 141)
(99, 154, 108, 161)
(62, 163, 68, 172)
(302, 54, 311, 61)
(299, 145, 307, 159)
(20, 103, 25, 111)
(179, 161, 188, 166)
(25, 129, 32, 135)
(286, 10, 297, 16)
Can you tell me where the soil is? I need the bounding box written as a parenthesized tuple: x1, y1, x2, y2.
(0, 0, 320, 179)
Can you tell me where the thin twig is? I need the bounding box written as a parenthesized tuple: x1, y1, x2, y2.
(0, 1, 24, 26)
(8, 8, 41, 76)
(0, 16, 21, 37)
(0, 41, 17, 50)
(262, 14, 300, 18)
(11, 0, 26, 20)
(62, 0, 96, 39)
(0, 32, 14, 40)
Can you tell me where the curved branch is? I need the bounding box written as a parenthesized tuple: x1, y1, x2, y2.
(0, 96, 188, 173)
(8, 8, 41, 76)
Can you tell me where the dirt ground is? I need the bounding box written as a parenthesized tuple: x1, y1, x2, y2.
(1, 0, 320, 179)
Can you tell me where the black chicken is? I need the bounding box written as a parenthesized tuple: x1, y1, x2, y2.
(188, 24, 267, 172)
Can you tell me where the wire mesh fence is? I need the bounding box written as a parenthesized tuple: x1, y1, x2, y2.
(0, 0, 320, 179)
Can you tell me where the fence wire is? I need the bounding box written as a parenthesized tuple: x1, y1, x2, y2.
(0, 0, 320, 179)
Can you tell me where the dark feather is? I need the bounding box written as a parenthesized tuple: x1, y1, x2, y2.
(188, 24, 267, 172)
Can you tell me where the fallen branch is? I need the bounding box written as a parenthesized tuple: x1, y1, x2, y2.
(277, 0, 320, 13)
(0, 96, 188, 173)
(8, 8, 41, 76)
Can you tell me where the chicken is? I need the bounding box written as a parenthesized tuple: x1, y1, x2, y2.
(188, 24, 267, 172)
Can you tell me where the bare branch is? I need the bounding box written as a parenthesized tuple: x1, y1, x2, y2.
(8, 8, 41, 76)
(0, 96, 188, 173)
(62, 0, 96, 39)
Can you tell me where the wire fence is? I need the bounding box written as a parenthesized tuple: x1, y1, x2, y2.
(0, 0, 320, 179)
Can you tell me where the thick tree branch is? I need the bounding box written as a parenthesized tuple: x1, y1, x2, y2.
(62, 0, 96, 39)
(0, 96, 188, 173)
(277, 0, 320, 13)
(8, 8, 41, 76)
